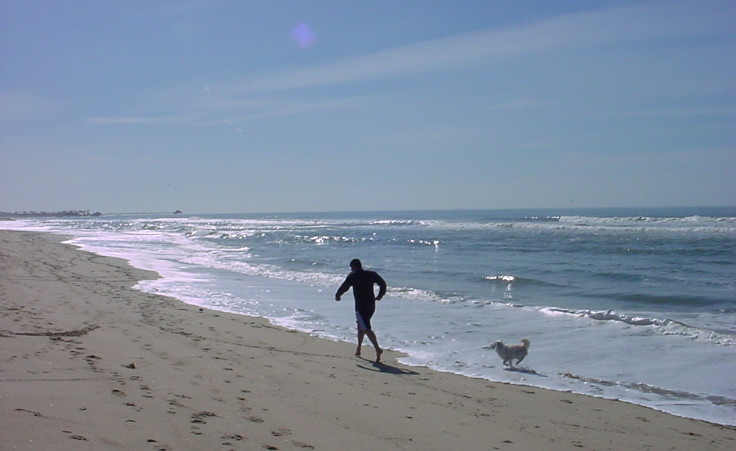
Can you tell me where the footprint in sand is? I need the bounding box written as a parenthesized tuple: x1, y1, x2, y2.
(221, 433, 247, 446)
(190, 411, 217, 424)
(271, 427, 291, 437)
(62, 431, 88, 441)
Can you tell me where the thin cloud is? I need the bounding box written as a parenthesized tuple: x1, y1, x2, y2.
(88, 1, 729, 127)
(89, 94, 357, 127)
(235, 1, 726, 95)
(149, 0, 231, 17)
(606, 106, 736, 118)
(221, 97, 358, 123)
(87, 114, 198, 125)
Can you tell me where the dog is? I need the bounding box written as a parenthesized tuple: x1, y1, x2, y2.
(490, 338, 530, 367)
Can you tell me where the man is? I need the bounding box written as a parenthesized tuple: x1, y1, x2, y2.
(335, 259, 386, 363)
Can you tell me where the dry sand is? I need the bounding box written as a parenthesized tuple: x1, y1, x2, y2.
(1, 229, 734, 450)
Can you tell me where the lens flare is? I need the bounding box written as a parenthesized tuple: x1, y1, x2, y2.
(291, 22, 317, 49)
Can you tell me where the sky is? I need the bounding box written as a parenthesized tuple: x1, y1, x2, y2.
(1, 0, 734, 214)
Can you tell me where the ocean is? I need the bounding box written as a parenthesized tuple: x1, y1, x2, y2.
(4, 207, 735, 426)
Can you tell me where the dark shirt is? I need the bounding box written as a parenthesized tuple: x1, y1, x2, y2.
(335, 269, 387, 310)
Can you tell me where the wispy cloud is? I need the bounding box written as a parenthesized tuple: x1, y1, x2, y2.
(149, 0, 231, 17)
(235, 1, 726, 95)
(605, 106, 736, 118)
(87, 114, 199, 125)
(89, 66, 374, 127)
(89, 1, 729, 127)
(219, 97, 359, 123)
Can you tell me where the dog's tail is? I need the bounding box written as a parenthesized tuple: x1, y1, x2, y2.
(520, 338, 530, 349)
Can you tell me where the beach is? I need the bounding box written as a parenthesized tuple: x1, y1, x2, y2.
(1, 230, 734, 450)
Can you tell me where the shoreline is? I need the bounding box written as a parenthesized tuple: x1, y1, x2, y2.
(1, 230, 734, 450)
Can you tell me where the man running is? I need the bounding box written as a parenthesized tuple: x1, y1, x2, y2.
(335, 259, 386, 362)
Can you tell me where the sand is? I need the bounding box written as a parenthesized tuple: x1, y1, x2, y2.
(1, 229, 734, 450)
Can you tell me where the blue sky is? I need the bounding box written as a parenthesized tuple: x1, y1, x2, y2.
(1, 0, 734, 213)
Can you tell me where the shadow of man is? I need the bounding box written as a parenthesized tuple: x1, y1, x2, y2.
(356, 358, 420, 375)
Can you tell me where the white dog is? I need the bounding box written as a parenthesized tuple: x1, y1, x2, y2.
(490, 338, 530, 367)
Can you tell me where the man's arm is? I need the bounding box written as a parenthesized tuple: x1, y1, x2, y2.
(335, 276, 352, 301)
(374, 272, 387, 300)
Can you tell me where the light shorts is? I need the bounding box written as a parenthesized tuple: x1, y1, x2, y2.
(355, 310, 373, 331)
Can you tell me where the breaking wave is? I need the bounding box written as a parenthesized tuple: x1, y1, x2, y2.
(541, 307, 736, 346)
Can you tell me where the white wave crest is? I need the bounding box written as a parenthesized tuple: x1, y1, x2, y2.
(540, 308, 736, 346)
(485, 275, 516, 282)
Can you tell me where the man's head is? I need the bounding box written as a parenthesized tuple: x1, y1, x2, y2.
(350, 258, 362, 270)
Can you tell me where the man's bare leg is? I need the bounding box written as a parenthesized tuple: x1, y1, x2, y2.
(365, 330, 383, 363)
(356, 329, 364, 356)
